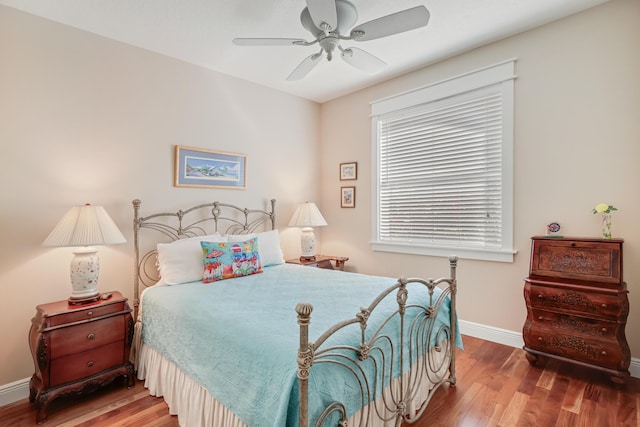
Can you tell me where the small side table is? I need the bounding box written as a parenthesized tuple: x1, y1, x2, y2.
(28, 291, 135, 423)
(286, 255, 349, 271)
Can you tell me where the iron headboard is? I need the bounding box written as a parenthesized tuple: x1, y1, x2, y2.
(132, 198, 276, 318)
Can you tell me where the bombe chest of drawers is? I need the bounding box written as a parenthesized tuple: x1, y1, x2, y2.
(28, 291, 135, 423)
(523, 237, 630, 383)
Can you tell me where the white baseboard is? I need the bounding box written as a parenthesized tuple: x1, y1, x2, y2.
(458, 319, 640, 379)
(0, 377, 30, 407)
(1, 322, 638, 407)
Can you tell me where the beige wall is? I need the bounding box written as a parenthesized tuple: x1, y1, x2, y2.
(0, 5, 320, 385)
(319, 0, 640, 356)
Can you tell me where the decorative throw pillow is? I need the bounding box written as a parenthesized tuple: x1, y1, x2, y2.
(227, 230, 285, 267)
(157, 234, 226, 285)
(201, 238, 262, 283)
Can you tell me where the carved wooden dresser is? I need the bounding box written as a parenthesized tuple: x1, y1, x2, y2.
(523, 237, 630, 383)
(28, 291, 134, 423)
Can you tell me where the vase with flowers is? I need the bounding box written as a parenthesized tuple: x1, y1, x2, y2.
(592, 203, 617, 239)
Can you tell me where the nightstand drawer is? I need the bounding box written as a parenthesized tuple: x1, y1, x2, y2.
(524, 324, 627, 370)
(307, 259, 333, 269)
(49, 315, 125, 358)
(525, 283, 624, 319)
(50, 341, 125, 386)
(46, 301, 128, 327)
(528, 309, 618, 338)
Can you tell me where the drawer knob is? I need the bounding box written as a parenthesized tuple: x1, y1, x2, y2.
(601, 304, 607, 309)
(538, 316, 544, 321)
(601, 328, 608, 334)
(87, 333, 95, 340)
(87, 361, 94, 367)
(537, 294, 543, 299)
(538, 337, 543, 342)
(601, 351, 607, 357)
(87, 311, 93, 317)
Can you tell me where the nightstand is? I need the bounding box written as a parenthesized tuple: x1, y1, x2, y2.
(28, 291, 135, 423)
(286, 255, 349, 271)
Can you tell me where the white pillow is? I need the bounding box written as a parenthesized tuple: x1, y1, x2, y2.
(228, 229, 285, 267)
(157, 234, 226, 285)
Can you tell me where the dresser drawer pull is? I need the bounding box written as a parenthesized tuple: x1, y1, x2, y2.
(87, 361, 94, 367)
(601, 328, 608, 334)
(537, 294, 544, 299)
(87, 311, 93, 317)
(538, 337, 543, 342)
(601, 304, 607, 309)
(601, 351, 607, 357)
(87, 333, 95, 340)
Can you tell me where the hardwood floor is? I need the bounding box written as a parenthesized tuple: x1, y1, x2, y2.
(2, 336, 639, 426)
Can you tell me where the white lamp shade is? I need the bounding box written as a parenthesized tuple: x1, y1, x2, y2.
(43, 204, 126, 247)
(288, 202, 328, 228)
(43, 204, 126, 304)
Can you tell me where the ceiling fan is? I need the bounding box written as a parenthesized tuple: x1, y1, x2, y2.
(232, 0, 430, 81)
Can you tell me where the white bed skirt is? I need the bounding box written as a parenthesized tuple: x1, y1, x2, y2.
(136, 341, 449, 427)
(137, 343, 246, 427)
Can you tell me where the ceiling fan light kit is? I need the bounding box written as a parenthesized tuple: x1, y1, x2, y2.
(232, 0, 430, 80)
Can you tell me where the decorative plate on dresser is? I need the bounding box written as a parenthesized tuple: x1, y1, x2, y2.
(523, 237, 630, 383)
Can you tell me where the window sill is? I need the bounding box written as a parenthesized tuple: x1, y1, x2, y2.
(371, 241, 517, 263)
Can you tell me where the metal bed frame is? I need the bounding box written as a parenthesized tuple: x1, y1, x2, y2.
(132, 198, 458, 427)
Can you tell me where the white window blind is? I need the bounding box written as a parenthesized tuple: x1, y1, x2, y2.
(371, 60, 516, 262)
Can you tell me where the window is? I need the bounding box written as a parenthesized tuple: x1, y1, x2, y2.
(371, 60, 516, 262)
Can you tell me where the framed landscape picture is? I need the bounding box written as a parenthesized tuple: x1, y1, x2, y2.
(175, 145, 246, 189)
(341, 186, 355, 208)
(340, 162, 357, 181)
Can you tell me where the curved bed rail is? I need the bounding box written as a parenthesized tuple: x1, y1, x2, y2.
(132, 198, 276, 319)
(296, 256, 458, 427)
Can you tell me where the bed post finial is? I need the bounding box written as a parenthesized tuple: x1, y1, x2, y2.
(296, 302, 313, 427)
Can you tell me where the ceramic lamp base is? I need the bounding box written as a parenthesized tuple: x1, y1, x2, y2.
(300, 227, 316, 259)
(69, 247, 100, 304)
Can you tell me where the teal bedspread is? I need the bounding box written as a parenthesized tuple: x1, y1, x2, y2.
(141, 263, 459, 426)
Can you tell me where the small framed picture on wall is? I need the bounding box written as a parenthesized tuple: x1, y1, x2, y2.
(341, 186, 356, 208)
(340, 162, 357, 181)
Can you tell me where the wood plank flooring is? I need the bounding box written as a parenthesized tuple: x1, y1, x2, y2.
(2, 335, 639, 426)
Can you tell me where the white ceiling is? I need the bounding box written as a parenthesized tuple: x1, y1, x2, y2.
(0, 0, 610, 103)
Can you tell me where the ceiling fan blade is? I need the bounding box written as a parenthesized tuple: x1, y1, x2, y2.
(286, 53, 323, 81)
(305, 0, 338, 32)
(341, 47, 386, 74)
(233, 38, 306, 46)
(350, 6, 430, 41)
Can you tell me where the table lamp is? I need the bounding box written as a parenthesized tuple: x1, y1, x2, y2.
(288, 201, 327, 261)
(43, 203, 126, 305)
